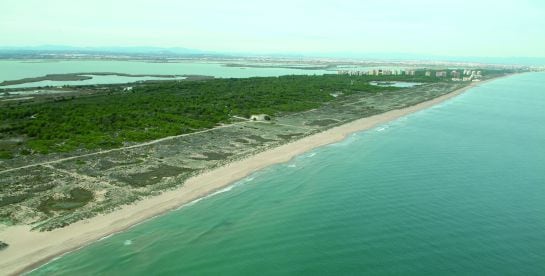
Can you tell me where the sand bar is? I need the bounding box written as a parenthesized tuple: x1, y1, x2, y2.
(0, 79, 493, 275)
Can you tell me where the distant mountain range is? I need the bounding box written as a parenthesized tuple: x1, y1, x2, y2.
(0, 45, 227, 59)
(1, 45, 544, 66)
(0, 45, 207, 54)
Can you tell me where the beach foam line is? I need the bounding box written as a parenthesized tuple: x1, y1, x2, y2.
(175, 176, 256, 211)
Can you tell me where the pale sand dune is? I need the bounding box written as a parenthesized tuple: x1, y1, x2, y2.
(0, 80, 488, 275)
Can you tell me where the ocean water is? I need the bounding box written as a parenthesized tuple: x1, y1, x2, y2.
(31, 73, 545, 275)
(0, 60, 330, 88)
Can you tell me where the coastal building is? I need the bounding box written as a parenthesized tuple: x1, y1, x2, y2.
(250, 114, 271, 121)
(450, 71, 461, 78)
(435, 71, 447, 77)
(425, 71, 431, 77)
(337, 70, 376, 76)
(336, 68, 420, 77)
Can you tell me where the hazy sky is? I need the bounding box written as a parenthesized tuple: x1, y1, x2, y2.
(2, 0, 545, 57)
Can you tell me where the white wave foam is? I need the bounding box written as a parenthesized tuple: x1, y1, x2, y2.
(98, 233, 114, 241)
(181, 197, 204, 209)
(211, 185, 234, 195)
(175, 176, 255, 211)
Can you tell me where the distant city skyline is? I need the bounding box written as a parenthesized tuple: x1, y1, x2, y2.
(2, 0, 545, 58)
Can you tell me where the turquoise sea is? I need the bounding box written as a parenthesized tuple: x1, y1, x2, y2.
(32, 73, 545, 275)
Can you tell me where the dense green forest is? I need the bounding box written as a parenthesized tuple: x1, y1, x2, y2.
(0, 74, 442, 157)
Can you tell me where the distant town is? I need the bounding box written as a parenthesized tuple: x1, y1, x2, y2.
(337, 69, 484, 82)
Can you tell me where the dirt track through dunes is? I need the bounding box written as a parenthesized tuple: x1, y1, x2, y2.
(0, 123, 245, 175)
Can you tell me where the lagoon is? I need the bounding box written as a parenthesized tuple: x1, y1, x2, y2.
(1, 74, 188, 89)
(0, 60, 331, 88)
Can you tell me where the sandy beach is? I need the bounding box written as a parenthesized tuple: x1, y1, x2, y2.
(0, 80, 490, 275)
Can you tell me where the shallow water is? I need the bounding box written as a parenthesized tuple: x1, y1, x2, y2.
(0, 60, 330, 88)
(32, 73, 545, 275)
(0, 74, 187, 89)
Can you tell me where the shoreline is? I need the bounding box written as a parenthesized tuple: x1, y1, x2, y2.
(0, 77, 502, 275)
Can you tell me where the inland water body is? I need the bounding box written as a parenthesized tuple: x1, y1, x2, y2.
(0, 60, 331, 88)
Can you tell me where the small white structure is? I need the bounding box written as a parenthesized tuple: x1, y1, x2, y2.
(123, 86, 133, 91)
(435, 71, 447, 77)
(250, 114, 271, 121)
(330, 92, 343, 98)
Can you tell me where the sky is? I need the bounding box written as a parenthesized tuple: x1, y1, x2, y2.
(1, 0, 545, 58)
